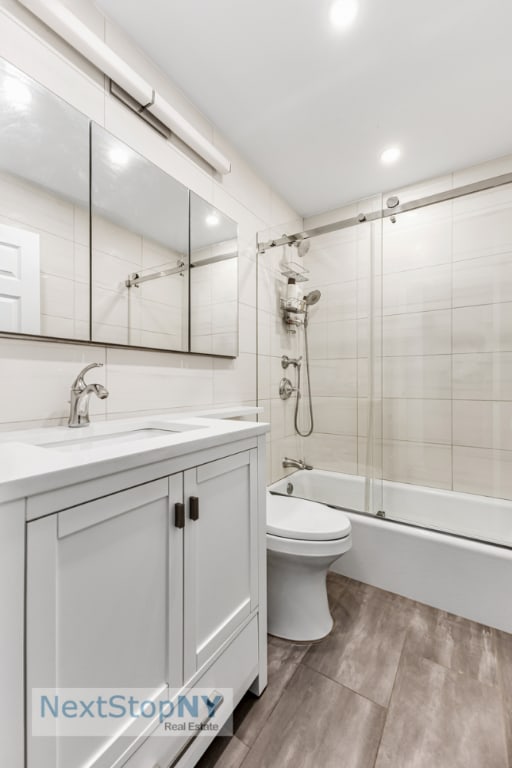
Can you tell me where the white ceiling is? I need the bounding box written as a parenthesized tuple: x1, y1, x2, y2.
(96, 0, 512, 217)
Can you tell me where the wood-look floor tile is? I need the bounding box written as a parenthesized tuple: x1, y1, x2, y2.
(326, 571, 350, 603)
(375, 652, 508, 768)
(234, 636, 309, 747)
(496, 629, 512, 766)
(404, 601, 498, 686)
(242, 664, 386, 768)
(195, 734, 248, 768)
(268, 633, 311, 664)
(304, 579, 413, 706)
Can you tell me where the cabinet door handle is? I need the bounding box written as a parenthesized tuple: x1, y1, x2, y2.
(189, 496, 199, 521)
(174, 502, 185, 529)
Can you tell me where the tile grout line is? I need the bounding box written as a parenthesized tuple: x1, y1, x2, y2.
(298, 657, 388, 712)
(369, 615, 420, 768)
(235, 659, 304, 750)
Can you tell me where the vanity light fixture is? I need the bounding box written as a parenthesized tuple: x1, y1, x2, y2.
(380, 146, 402, 165)
(329, 0, 358, 29)
(15, 0, 232, 175)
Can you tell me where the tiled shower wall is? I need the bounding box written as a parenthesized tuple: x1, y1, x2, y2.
(297, 155, 512, 501)
(0, 0, 298, 430)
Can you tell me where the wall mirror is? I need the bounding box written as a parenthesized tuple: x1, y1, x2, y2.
(190, 192, 238, 356)
(0, 59, 90, 340)
(0, 59, 239, 357)
(91, 124, 190, 351)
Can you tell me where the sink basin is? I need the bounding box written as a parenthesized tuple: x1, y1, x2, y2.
(43, 428, 180, 452)
(31, 420, 202, 453)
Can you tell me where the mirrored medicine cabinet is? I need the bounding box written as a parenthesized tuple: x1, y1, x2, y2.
(0, 58, 239, 357)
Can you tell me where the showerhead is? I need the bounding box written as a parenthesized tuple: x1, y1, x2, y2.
(304, 289, 321, 306)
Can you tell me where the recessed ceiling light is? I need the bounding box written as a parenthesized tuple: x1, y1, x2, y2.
(206, 213, 220, 227)
(329, 0, 358, 29)
(380, 146, 401, 165)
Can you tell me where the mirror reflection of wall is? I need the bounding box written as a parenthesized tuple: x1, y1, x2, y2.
(91, 125, 189, 351)
(0, 59, 90, 340)
(190, 193, 238, 356)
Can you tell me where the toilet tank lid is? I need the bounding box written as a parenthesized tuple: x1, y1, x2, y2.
(267, 493, 351, 541)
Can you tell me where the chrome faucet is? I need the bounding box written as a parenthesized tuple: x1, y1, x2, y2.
(68, 363, 109, 428)
(282, 457, 313, 471)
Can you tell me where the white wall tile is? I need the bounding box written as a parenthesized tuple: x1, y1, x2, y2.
(453, 207, 512, 262)
(453, 252, 512, 308)
(303, 434, 358, 475)
(383, 264, 452, 315)
(309, 358, 358, 398)
(327, 319, 358, 359)
(382, 211, 452, 274)
(383, 440, 452, 490)
(453, 353, 512, 400)
(453, 303, 512, 353)
(311, 397, 358, 436)
(453, 446, 512, 500)
(213, 354, 256, 404)
(383, 310, 451, 357)
(105, 348, 213, 414)
(383, 356, 452, 399)
(383, 399, 452, 445)
(453, 401, 512, 451)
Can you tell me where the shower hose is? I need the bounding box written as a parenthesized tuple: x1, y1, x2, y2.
(294, 315, 314, 437)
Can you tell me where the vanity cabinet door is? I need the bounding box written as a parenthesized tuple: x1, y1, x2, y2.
(26, 475, 184, 768)
(183, 449, 258, 681)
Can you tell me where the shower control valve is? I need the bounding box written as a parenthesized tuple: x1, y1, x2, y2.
(279, 377, 297, 400)
(281, 355, 302, 369)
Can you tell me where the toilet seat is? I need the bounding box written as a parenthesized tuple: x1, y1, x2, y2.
(267, 531, 352, 557)
(267, 492, 351, 541)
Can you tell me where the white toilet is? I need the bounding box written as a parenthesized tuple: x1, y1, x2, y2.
(266, 491, 352, 642)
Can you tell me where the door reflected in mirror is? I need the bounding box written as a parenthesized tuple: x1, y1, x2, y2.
(0, 59, 90, 340)
(91, 125, 189, 351)
(190, 193, 238, 356)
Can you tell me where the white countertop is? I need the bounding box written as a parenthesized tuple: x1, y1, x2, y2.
(0, 409, 268, 504)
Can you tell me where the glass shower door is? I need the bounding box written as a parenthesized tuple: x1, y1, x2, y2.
(292, 214, 382, 515)
(376, 180, 512, 546)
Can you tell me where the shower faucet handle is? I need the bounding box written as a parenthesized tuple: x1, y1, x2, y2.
(281, 355, 302, 369)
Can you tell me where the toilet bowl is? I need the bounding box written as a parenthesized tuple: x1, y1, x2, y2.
(266, 491, 352, 642)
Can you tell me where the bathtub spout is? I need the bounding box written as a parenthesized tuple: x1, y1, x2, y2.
(282, 457, 313, 471)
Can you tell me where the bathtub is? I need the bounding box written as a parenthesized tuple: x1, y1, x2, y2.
(269, 469, 512, 633)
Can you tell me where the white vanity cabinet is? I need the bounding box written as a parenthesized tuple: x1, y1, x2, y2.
(23, 438, 266, 768)
(183, 449, 258, 680)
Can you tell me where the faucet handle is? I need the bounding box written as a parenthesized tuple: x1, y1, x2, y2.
(71, 362, 103, 390)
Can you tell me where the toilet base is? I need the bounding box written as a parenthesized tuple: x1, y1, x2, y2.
(267, 549, 340, 642)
